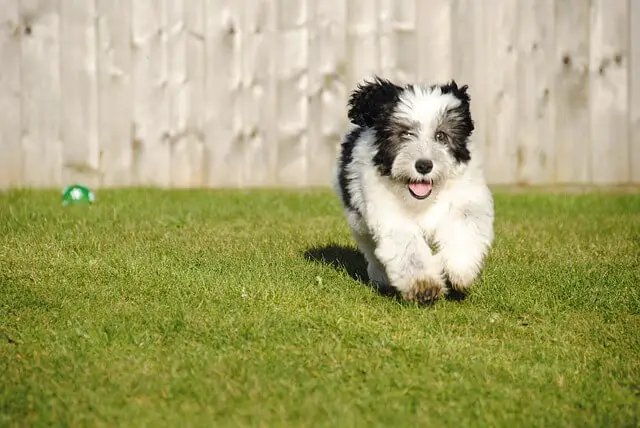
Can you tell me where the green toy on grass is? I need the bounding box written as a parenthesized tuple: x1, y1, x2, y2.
(62, 185, 95, 206)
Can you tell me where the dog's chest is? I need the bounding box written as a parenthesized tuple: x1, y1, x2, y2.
(417, 198, 451, 238)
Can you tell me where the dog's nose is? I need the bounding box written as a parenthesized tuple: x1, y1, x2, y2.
(415, 159, 433, 174)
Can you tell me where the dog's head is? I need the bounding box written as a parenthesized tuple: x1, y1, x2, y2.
(347, 76, 474, 200)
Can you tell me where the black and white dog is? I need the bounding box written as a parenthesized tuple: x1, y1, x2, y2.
(333, 77, 494, 304)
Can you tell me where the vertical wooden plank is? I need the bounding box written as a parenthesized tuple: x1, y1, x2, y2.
(378, 0, 393, 79)
(417, 0, 452, 84)
(275, 0, 308, 186)
(346, 0, 379, 89)
(516, 0, 555, 184)
(131, 0, 170, 187)
(166, 0, 206, 188)
(589, 0, 630, 184)
(482, 0, 519, 185)
(60, 0, 100, 188)
(306, 0, 347, 186)
(0, 0, 22, 188)
(451, 0, 485, 157)
(631, 0, 640, 183)
(203, 1, 243, 187)
(166, 0, 186, 187)
(20, 0, 62, 188)
(242, 0, 276, 187)
(166, 0, 191, 188)
(554, 0, 591, 184)
(183, 0, 206, 187)
(97, 0, 132, 188)
(378, 0, 417, 83)
(451, 0, 476, 85)
(469, 0, 488, 156)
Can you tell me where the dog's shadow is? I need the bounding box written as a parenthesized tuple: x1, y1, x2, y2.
(303, 244, 397, 297)
(303, 244, 466, 302)
(303, 244, 366, 281)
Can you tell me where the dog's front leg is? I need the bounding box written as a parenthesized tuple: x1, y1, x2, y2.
(436, 211, 494, 293)
(372, 227, 446, 304)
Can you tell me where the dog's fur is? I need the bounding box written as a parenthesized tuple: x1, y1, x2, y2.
(332, 77, 494, 304)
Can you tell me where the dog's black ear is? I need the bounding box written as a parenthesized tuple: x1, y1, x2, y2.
(347, 76, 402, 128)
(442, 80, 471, 105)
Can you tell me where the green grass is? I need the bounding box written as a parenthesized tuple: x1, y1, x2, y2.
(1, 188, 639, 427)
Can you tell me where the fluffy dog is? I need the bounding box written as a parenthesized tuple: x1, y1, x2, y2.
(332, 77, 494, 304)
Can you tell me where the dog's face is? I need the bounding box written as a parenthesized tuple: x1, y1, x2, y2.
(347, 77, 474, 200)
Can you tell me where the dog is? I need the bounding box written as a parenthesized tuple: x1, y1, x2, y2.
(332, 77, 494, 304)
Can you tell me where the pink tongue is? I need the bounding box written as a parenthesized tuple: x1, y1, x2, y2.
(408, 182, 432, 197)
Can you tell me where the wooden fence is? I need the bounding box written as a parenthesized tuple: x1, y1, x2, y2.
(1, 0, 639, 189)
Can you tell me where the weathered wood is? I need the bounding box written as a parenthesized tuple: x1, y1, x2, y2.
(631, 0, 640, 183)
(379, 0, 417, 83)
(554, 0, 591, 184)
(451, 0, 476, 86)
(97, 0, 132, 187)
(183, 0, 206, 187)
(166, 0, 195, 188)
(452, 0, 485, 161)
(2, 1, 640, 189)
(417, 0, 452, 85)
(516, 0, 556, 184)
(203, 0, 243, 187)
(589, 0, 630, 184)
(346, 0, 378, 89)
(275, 0, 308, 186)
(20, 0, 62, 188)
(0, 0, 22, 188)
(469, 0, 488, 155)
(166, 0, 186, 187)
(482, 0, 519, 184)
(60, 0, 100, 188)
(242, 0, 276, 187)
(132, 0, 170, 187)
(307, 0, 347, 186)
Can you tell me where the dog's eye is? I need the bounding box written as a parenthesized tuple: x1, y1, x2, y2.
(400, 130, 415, 139)
(435, 131, 447, 142)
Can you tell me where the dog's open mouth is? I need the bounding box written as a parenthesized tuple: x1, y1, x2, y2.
(408, 180, 433, 200)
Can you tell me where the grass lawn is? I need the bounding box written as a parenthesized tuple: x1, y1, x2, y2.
(1, 187, 639, 427)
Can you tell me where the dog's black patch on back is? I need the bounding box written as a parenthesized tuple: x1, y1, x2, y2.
(337, 126, 363, 212)
(437, 81, 474, 163)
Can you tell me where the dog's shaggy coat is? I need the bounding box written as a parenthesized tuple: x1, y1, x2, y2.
(333, 77, 494, 304)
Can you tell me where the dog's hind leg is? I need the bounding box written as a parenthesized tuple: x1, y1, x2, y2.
(346, 210, 389, 287)
(351, 230, 388, 287)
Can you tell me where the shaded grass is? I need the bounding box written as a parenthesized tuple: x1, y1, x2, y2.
(1, 188, 639, 427)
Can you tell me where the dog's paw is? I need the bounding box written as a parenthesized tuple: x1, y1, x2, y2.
(440, 251, 483, 293)
(402, 276, 446, 305)
(444, 263, 478, 294)
(446, 274, 474, 293)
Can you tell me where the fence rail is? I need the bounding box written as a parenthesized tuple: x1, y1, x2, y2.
(1, 0, 639, 189)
